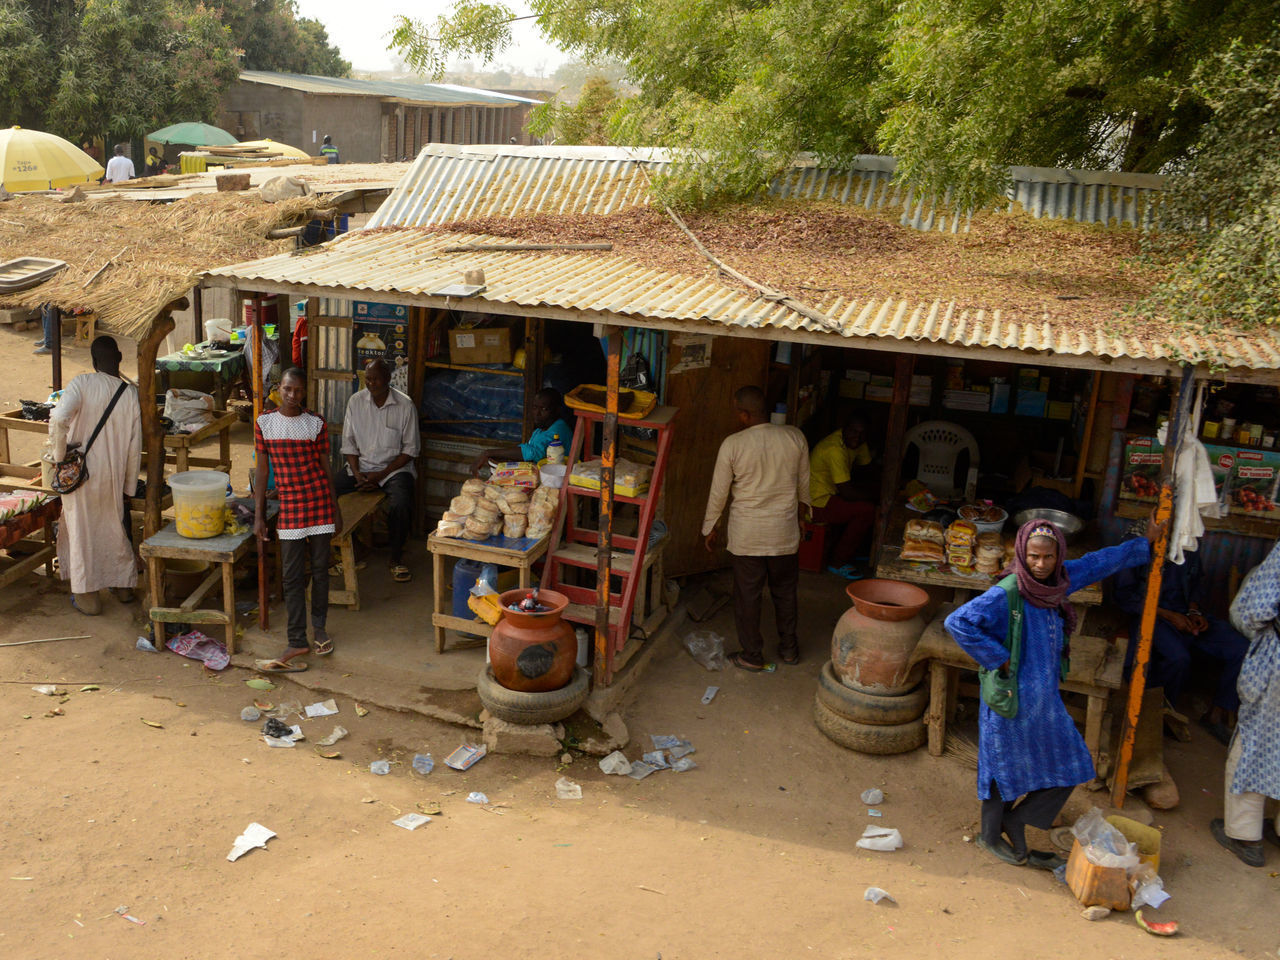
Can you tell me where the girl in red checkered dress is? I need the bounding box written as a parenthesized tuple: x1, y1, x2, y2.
(254, 368, 344, 671)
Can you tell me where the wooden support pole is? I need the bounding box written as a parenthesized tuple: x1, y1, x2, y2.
(50, 306, 62, 391)
(870, 353, 915, 561)
(250, 294, 269, 632)
(138, 305, 180, 537)
(1111, 365, 1194, 807)
(1072, 371, 1102, 498)
(595, 327, 622, 687)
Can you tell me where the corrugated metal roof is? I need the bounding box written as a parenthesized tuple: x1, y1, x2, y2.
(239, 71, 522, 107)
(367, 145, 1169, 232)
(206, 228, 1280, 374)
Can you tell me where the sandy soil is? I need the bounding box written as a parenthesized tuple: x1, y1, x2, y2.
(0, 322, 1275, 959)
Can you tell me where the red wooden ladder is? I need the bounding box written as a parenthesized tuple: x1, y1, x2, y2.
(540, 405, 676, 673)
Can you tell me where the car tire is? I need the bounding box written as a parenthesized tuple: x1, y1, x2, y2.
(817, 661, 928, 725)
(477, 664, 590, 725)
(812, 695, 927, 755)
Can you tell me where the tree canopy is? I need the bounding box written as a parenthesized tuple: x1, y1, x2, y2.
(0, 0, 349, 148)
(394, 0, 1280, 331)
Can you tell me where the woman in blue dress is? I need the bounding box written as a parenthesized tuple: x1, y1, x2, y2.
(945, 515, 1163, 868)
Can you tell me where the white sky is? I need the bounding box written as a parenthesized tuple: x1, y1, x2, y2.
(293, 0, 571, 76)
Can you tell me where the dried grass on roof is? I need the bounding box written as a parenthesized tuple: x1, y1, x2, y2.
(439, 199, 1166, 334)
(0, 192, 327, 340)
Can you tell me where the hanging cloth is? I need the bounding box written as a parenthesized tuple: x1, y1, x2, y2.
(1156, 382, 1224, 565)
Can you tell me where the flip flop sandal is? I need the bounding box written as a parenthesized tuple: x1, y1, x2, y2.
(728, 651, 766, 672)
(312, 636, 335, 656)
(255, 658, 308, 673)
(69, 596, 100, 617)
(391, 564, 411, 582)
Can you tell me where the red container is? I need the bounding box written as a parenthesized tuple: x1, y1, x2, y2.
(831, 579, 930, 694)
(489, 588, 577, 693)
(798, 522, 827, 573)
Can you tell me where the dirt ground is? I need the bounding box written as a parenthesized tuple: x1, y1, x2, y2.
(0, 322, 1276, 960)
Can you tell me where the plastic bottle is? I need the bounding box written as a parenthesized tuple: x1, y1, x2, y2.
(545, 435, 565, 465)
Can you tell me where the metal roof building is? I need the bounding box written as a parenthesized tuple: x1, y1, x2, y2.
(205, 144, 1280, 382)
(218, 74, 545, 164)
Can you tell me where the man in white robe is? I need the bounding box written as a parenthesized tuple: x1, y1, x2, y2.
(49, 336, 141, 614)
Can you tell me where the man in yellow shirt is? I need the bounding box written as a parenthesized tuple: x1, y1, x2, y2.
(809, 416, 877, 578)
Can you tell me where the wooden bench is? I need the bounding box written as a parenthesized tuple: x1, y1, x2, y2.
(329, 490, 385, 610)
(912, 603, 1125, 767)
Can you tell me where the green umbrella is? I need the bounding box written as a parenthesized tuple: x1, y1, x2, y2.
(147, 122, 238, 146)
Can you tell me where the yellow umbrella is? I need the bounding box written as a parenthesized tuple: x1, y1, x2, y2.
(235, 138, 311, 159)
(0, 126, 104, 192)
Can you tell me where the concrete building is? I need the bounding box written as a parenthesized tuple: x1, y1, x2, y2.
(218, 71, 545, 163)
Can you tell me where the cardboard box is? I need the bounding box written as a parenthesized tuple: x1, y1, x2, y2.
(1065, 815, 1161, 911)
(1014, 390, 1047, 417)
(450, 327, 512, 365)
(1229, 448, 1280, 518)
(353, 301, 408, 321)
(1017, 367, 1041, 391)
(1046, 399, 1074, 420)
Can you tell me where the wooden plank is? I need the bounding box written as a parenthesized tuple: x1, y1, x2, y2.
(0, 542, 55, 591)
(876, 545, 1105, 605)
(148, 607, 230, 624)
(178, 566, 223, 613)
(334, 491, 385, 545)
(426, 533, 549, 564)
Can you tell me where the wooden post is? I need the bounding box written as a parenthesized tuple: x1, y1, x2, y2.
(595, 327, 622, 687)
(1072, 371, 1102, 498)
(870, 353, 915, 561)
(1111, 365, 1194, 807)
(138, 306, 179, 538)
(251, 295, 269, 632)
(520, 317, 543, 439)
(50, 306, 63, 391)
(191, 285, 203, 344)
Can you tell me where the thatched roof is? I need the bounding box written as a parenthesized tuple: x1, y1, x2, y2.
(0, 193, 328, 341)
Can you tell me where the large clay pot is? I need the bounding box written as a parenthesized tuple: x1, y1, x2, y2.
(489, 588, 577, 693)
(831, 579, 929, 695)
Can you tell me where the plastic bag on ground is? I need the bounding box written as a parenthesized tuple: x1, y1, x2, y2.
(1071, 808, 1140, 869)
(856, 826, 904, 851)
(682, 629, 726, 671)
(599, 751, 632, 776)
(864, 887, 895, 904)
(555, 777, 582, 800)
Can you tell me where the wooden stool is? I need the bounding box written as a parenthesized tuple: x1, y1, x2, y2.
(74, 312, 96, 343)
(329, 490, 385, 610)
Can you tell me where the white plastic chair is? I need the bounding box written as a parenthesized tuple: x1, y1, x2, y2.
(903, 420, 979, 500)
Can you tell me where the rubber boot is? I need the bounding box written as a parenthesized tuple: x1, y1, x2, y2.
(73, 591, 102, 615)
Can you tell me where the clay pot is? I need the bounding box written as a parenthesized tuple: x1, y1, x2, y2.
(831, 579, 930, 695)
(489, 588, 577, 693)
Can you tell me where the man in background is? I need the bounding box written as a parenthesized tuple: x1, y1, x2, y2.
(702, 386, 810, 670)
(809, 415, 877, 579)
(104, 144, 134, 183)
(320, 135, 339, 163)
(49, 336, 141, 615)
(338, 358, 420, 583)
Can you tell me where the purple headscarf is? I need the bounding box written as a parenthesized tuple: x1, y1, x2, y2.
(1004, 518, 1077, 636)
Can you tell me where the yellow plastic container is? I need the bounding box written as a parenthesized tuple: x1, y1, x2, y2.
(170, 470, 229, 539)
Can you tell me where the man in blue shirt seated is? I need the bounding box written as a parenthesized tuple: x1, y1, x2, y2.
(472, 388, 572, 473)
(1113, 530, 1250, 745)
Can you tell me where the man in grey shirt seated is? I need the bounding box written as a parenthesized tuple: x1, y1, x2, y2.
(337, 358, 420, 582)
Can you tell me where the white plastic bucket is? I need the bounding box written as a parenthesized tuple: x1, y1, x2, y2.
(204, 318, 233, 343)
(170, 470, 228, 539)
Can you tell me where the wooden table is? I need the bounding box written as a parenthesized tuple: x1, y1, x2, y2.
(876, 544, 1104, 606)
(155, 345, 247, 409)
(911, 603, 1125, 766)
(427, 532, 551, 653)
(0, 498, 60, 589)
(140, 514, 266, 654)
(159, 409, 237, 474)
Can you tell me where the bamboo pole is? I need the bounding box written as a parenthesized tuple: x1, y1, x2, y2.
(1111, 365, 1194, 807)
(595, 327, 622, 687)
(251, 295, 269, 632)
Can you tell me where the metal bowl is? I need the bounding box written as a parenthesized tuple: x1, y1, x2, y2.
(1012, 508, 1084, 541)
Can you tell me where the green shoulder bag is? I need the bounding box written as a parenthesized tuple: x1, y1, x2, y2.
(978, 575, 1023, 719)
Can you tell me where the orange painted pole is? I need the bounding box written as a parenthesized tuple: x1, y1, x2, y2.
(594, 327, 621, 687)
(1110, 366, 1193, 807)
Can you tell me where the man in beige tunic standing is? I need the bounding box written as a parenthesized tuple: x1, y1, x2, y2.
(50, 336, 141, 615)
(702, 385, 810, 670)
